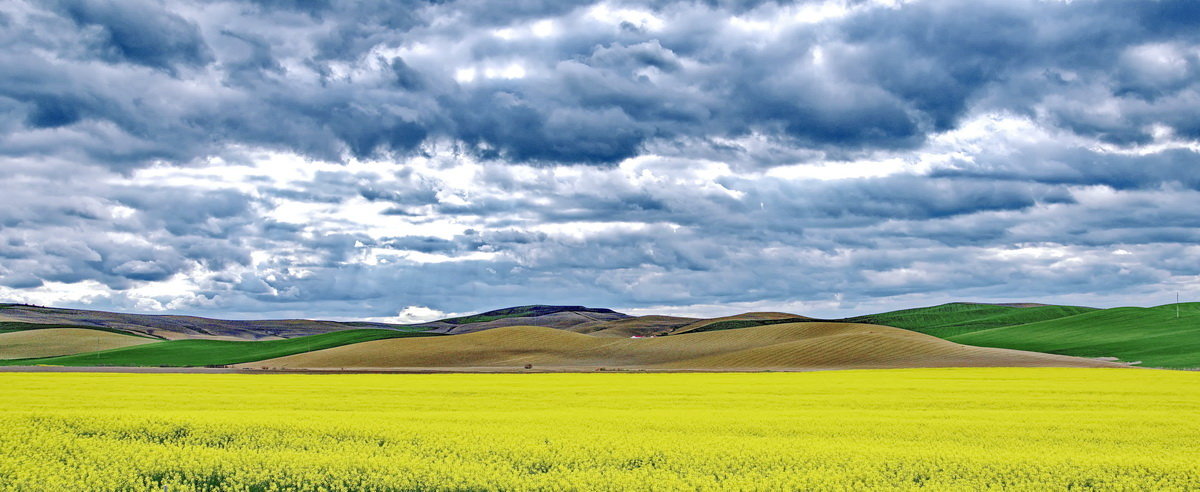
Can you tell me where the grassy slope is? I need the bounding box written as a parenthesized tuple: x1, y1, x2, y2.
(665, 303, 1090, 338)
(844, 303, 1096, 338)
(0, 329, 441, 367)
(949, 303, 1200, 369)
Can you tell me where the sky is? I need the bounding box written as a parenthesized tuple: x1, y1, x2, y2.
(1, 0, 1198, 322)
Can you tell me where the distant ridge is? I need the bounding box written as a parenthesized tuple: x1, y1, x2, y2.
(567, 315, 699, 338)
(0, 303, 629, 340)
(0, 304, 407, 340)
(0, 301, 412, 340)
(409, 305, 629, 335)
(959, 302, 1058, 308)
(3, 301, 1198, 369)
(438, 305, 624, 324)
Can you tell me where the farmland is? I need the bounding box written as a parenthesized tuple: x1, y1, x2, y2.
(1, 368, 1198, 490)
(948, 303, 1200, 368)
(6, 301, 1196, 370)
(0, 328, 158, 359)
(0, 329, 439, 367)
(846, 302, 1200, 368)
(844, 303, 1098, 338)
(245, 323, 1114, 370)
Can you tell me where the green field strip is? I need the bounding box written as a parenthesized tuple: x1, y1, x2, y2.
(948, 304, 1200, 368)
(0, 329, 444, 367)
(844, 303, 1096, 337)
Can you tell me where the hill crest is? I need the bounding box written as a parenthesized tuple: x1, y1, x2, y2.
(243, 322, 1120, 371)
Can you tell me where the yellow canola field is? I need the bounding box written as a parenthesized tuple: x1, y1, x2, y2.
(1, 368, 1198, 491)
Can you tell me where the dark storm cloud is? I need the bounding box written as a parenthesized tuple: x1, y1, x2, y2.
(51, 0, 212, 72)
(3, 0, 1197, 167)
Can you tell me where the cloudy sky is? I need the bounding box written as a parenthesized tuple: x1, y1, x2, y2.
(1, 0, 1198, 321)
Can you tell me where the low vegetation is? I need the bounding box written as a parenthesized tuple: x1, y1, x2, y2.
(1, 369, 1196, 490)
(0, 329, 439, 367)
(948, 303, 1200, 368)
(847, 302, 1200, 368)
(844, 302, 1096, 338)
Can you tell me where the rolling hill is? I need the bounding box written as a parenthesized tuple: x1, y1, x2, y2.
(437, 305, 625, 325)
(0, 304, 406, 340)
(565, 315, 700, 337)
(0, 329, 441, 367)
(242, 322, 1119, 371)
(3, 301, 1196, 370)
(843, 302, 1098, 338)
(420, 307, 628, 334)
(841, 302, 1200, 368)
(0, 303, 627, 339)
(670, 312, 811, 335)
(0, 328, 159, 359)
(946, 303, 1200, 369)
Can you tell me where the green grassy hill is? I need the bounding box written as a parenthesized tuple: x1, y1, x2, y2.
(845, 303, 1097, 338)
(0, 328, 441, 367)
(848, 302, 1200, 369)
(947, 303, 1200, 369)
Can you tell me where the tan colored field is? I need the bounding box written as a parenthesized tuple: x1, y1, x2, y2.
(0, 328, 157, 360)
(246, 322, 1120, 371)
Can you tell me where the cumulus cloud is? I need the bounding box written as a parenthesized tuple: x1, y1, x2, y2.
(0, 0, 1198, 318)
